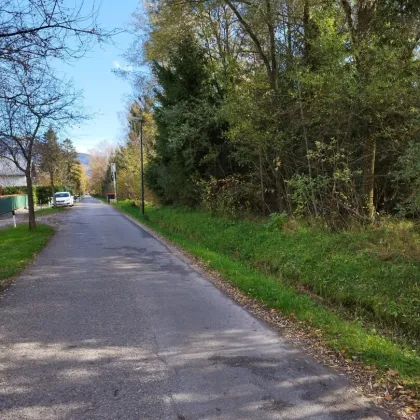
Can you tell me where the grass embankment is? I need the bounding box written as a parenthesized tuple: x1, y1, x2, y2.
(114, 201, 420, 390)
(0, 224, 54, 287)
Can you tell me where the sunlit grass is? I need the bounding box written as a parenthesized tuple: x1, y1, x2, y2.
(0, 224, 54, 286)
(114, 200, 420, 389)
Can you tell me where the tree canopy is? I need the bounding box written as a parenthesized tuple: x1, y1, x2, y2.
(116, 0, 420, 225)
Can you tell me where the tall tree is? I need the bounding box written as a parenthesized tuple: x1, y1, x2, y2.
(148, 34, 230, 204)
(37, 127, 62, 206)
(88, 142, 113, 195)
(60, 138, 79, 188)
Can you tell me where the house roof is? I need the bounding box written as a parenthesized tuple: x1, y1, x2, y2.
(0, 158, 25, 176)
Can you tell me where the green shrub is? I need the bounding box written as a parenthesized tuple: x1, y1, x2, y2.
(265, 212, 289, 230)
(1, 186, 36, 204)
(1, 186, 27, 195)
(36, 186, 53, 205)
(202, 176, 261, 218)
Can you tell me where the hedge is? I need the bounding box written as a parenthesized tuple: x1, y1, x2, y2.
(0, 185, 72, 205)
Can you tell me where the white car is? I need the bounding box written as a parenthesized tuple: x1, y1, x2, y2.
(54, 192, 74, 207)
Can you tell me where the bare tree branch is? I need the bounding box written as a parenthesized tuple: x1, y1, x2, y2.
(0, 61, 88, 228)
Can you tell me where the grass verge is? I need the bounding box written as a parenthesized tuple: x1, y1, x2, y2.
(0, 224, 54, 287)
(93, 195, 108, 204)
(36, 206, 68, 217)
(114, 201, 419, 392)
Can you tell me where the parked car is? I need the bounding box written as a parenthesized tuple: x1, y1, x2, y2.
(53, 192, 74, 207)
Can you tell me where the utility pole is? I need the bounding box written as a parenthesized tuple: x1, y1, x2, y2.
(131, 116, 145, 216)
(111, 162, 117, 202)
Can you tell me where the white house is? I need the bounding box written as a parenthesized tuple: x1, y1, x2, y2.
(0, 158, 26, 187)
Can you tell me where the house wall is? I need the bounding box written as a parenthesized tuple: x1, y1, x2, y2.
(0, 158, 27, 187)
(0, 175, 27, 187)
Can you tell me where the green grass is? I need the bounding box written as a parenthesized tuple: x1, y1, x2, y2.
(0, 224, 54, 287)
(93, 195, 108, 204)
(36, 206, 68, 216)
(114, 200, 420, 390)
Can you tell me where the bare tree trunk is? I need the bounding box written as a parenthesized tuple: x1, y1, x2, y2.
(286, 2, 292, 59)
(296, 71, 318, 217)
(259, 150, 266, 212)
(50, 172, 56, 206)
(258, 150, 272, 213)
(275, 167, 282, 212)
(265, 0, 277, 91)
(226, 0, 276, 91)
(363, 136, 376, 220)
(282, 175, 293, 215)
(303, 0, 311, 64)
(26, 170, 36, 230)
(340, 0, 378, 221)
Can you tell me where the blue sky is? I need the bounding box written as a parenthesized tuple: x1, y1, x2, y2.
(55, 0, 141, 153)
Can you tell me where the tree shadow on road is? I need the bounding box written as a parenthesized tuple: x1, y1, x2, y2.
(0, 220, 390, 419)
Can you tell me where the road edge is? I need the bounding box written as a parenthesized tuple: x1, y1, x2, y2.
(101, 200, 398, 419)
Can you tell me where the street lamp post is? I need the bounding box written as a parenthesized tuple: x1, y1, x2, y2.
(132, 116, 145, 216)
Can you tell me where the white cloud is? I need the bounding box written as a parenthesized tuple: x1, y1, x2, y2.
(76, 145, 88, 153)
(112, 60, 133, 72)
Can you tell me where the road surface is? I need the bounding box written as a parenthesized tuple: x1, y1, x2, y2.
(0, 198, 388, 419)
(0, 204, 74, 229)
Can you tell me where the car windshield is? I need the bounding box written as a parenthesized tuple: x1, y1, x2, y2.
(55, 193, 69, 198)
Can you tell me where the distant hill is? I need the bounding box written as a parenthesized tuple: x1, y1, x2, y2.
(77, 153, 91, 177)
(77, 153, 90, 166)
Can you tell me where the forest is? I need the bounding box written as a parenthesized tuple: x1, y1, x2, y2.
(97, 0, 420, 228)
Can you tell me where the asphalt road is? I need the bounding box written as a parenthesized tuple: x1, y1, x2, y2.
(0, 198, 388, 419)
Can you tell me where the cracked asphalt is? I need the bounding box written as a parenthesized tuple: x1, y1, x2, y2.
(0, 198, 389, 419)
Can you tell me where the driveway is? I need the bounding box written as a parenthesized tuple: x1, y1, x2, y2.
(0, 198, 388, 419)
(0, 206, 70, 230)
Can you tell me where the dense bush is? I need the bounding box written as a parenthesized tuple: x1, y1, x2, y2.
(35, 186, 52, 205)
(394, 142, 420, 217)
(1, 186, 36, 204)
(1, 186, 27, 195)
(202, 176, 261, 218)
